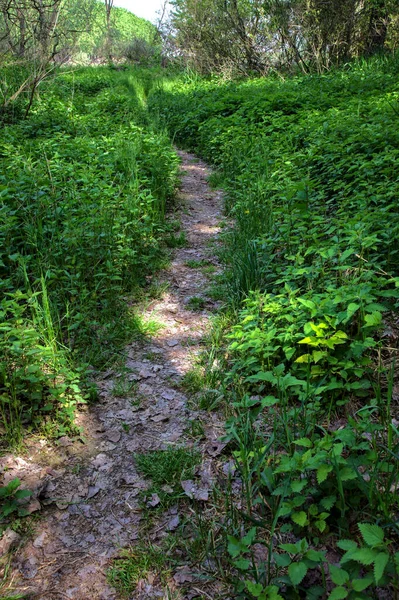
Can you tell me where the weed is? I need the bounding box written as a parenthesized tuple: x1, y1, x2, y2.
(180, 369, 204, 393)
(185, 419, 205, 440)
(164, 231, 187, 248)
(107, 543, 172, 597)
(185, 259, 210, 268)
(186, 296, 206, 311)
(135, 446, 201, 508)
(0, 479, 32, 531)
(135, 447, 200, 486)
(146, 280, 170, 300)
(112, 375, 137, 398)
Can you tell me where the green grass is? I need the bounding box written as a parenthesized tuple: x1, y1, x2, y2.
(135, 447, 201, 486)
(107, 543, 171, 597)
(186, 296, 206, 311)
(135, 446, 202, 509)
(180, 369, 204, 393)
(164, 231, 187, 248)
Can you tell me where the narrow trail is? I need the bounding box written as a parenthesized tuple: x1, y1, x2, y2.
(2, 152, 227, 599)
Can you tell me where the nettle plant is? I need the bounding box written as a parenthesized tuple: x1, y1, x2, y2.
(226, 277, 398, 409)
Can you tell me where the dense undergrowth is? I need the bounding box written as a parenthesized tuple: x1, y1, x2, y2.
(149, 55, 399, 598)
(0, 67, 178, 447)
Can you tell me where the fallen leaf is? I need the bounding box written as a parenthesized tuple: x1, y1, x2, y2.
(167, 339, 179, 347)
(25, 499, 41, 514)
(151, 413, 169, 423)
(87, 485, 101, 499)
(181, 480, 209, 501)
(0, 529, 21, 557)
(106, 430, 121, 443)
(167, 515, 180, 531)
(173, 565, 194, 584)
(147, 493, 161, 508)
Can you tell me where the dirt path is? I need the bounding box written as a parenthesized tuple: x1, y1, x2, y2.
(1, 151, 227, 599)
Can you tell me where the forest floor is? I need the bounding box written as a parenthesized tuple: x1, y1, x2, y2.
(0, 151, 230, 600)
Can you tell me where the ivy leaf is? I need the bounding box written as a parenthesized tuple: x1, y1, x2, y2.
(329, 565, 349, 586)
(374, 552, 389, 584)
(288, 561, 308, 586)
(358, 523, 384, 548)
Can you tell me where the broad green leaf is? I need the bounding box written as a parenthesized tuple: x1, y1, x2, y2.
(242, 527, 257, 547)
(329, 565, 349, 586)
(346, 303, 360, 319)
(328, 587, 348, 599)
(313, 350, 327, 363)
(315, 520, 327, 532)
(275, 553, 291, 568)
(291, 480, 307, 493)
(306, 549, 326, 562)
(320, 495, 337, 510)
(246, 581, 264, 597)
(336, 539, 357, 552)
(350, 548, 379, 566)
(339, 467, 357, 482)
(317, 463, 333, 484)
(352, 576, 373, 592)
(294, 437, 313, 448)
(374, 552, 389, 584)
(264, 585, 284, 600)
(358, 523, 384, 548)
(364, 311, 382, 327)
(291, 511, 307, 527)
(298, 298, 316, 310)
(295, 353, 312, 363)
(234, 558, 250, 570)
(288, 561, 308, 586)
(14, 489, 32, 500)
(227, 536, 242, 558)
(280, 543, 300, 554)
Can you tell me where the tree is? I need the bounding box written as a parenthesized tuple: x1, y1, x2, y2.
(104, 0, 114, 60)
(0, 0, 63, 114)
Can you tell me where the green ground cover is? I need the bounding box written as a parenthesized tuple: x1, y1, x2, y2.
(149, 55, 399, 598)
(0, 67, 178, 446)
